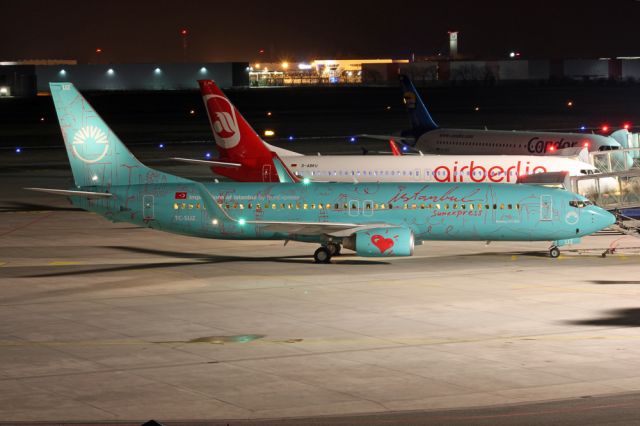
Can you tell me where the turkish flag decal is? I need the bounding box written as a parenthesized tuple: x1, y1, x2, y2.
(175, 192, 188, 199)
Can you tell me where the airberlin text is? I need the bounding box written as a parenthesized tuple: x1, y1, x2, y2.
(432, 161, 546, 183)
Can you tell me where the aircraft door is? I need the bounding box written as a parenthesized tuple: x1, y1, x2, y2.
(348, 200, 360, 217)
(143, 195, 154, 220)
(262, 164, 272, 182)
(540, 195, 553, 221)
(413, 169, 420, 181)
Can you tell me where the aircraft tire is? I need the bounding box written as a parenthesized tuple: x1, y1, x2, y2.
(314, 247, 332, 263)
(549, 246, 560, 258)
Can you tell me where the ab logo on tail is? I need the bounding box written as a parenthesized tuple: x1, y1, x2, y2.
(204, 94, 240, 149)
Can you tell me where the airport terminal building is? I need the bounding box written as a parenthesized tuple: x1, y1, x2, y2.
(2, 57, 640, 97)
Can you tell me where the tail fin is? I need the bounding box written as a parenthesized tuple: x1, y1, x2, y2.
(50, 82, 184, 188)
(198, 80, 281, 182)
(399, 74, 438, 136)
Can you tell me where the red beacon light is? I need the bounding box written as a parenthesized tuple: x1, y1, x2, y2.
(582, 141, 590, 148)
(623, 123, 631, 130)
(179, 28, 188, 37)
(601, 125, 610, 133)
(548, 145, 556, 152)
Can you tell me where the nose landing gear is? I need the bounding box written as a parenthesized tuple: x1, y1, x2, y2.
(549, 246, 560, 258)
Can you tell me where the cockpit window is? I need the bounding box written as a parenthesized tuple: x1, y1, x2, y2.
(569, 200, 592, 208)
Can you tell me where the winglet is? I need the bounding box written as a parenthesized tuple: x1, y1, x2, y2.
(271, 153, 301, 183)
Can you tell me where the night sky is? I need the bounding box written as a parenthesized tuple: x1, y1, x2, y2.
(2, 0, 639, 63)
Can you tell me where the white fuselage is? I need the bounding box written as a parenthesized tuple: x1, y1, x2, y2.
(415, 128, 621, 155)
(283, 154, 597, 184)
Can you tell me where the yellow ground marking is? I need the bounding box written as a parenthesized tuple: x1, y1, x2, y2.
(47, 261, 84, 266)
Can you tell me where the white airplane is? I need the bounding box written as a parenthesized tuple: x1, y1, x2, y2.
(364, 74, 623, 156)
(177, 80, 601, 189)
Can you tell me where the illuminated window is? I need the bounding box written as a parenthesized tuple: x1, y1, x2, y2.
(272, 203, 277, 209)
(380, 204, 385, 210)
(189, 204, 194, 209)
(420, 204, 425, 209)
(311, 203, 316, 209)
(288, 203, 293, 209)
(444, 204, 449, 210)
(173, 203, 179, 210)
(435, 204, 441, 209)
(453, 203, 458, 209)
(500, 204, 505, 210)
(196, 203, 201, 209)
(318, 203, 323, 209)
(411, 204, 416, 210)
(280, 203, 285, 209)
(325, 203, 331, 209)
(181, 203, 186, 209)
(304, 204, 308, 209)
(256, 203, 261, 209)
(468, 204, 473, 210)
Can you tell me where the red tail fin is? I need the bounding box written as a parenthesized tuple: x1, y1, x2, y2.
(198, 80, 279, 182)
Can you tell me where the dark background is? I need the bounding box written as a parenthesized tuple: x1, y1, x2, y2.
(2, 0, 639, 63)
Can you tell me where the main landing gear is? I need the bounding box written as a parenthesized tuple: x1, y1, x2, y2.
(314, 243, 342, 264)
(549, 246, 560, 259)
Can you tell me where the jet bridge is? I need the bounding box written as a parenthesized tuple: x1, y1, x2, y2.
(569, 168, 640, 211)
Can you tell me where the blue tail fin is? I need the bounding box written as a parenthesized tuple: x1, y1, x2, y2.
(399, 74, 438, 136)
(50, 82, 186, 188)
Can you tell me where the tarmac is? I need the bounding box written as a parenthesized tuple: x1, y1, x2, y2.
(3, 164, 640, 424)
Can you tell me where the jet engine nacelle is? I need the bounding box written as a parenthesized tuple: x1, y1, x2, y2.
(343, 227, 414, 257)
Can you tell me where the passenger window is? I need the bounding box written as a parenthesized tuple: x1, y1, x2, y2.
(326, 203, 331, 209)
(388, 204, 393, 209)
(303, 204, 308, 209)
(196, 203, 201, 209)
(272, 203, 277, 209)
(182, 203, 187, 209)
(411, 204, 416, 210)
(380, 204, 386, 210)
(173, 203, 179, 210)
(256, 203, 261, 209)
(248, 203, 253, 209)
(500, 204, 504, 210)
(507, 204, 512, 210)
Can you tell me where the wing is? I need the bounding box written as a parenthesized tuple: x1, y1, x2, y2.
(171, 157, 241, 168)
(246, 220, 395, 237)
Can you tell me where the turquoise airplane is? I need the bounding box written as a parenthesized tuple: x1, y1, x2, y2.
(29, 82, 615, 263)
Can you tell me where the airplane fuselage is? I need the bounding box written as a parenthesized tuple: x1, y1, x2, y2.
(282, 154, 596, 184)
(72, 181, 612, 247)
(415, 128, 621, 155)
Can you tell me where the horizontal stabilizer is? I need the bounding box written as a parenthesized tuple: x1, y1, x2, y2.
(517, 171, 569, 186)
(25, 188, 113, 198)
(171, 157, 241, 168)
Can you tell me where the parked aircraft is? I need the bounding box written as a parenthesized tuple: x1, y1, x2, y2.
(32, 82, 614, 263)
(185, 80, 600, 186)
(395, 74, 623, 155)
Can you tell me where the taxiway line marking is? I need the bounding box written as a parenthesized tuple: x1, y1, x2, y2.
(47, 261, 84, 266)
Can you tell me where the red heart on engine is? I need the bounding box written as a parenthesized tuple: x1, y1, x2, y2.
(371, 235, 394, 253)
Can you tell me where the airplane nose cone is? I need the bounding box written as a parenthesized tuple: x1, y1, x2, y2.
(591, 208, 616, 232)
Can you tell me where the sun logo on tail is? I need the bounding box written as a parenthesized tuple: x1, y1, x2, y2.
(71, 125, 109, 163)
(204, 94, 240, 149)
